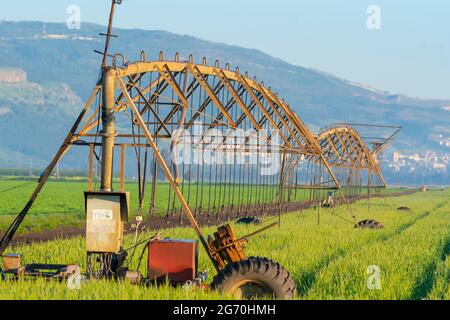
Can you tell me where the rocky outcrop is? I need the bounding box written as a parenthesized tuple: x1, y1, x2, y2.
(0, 68, 27, 83)
(0, 107, 10, 115)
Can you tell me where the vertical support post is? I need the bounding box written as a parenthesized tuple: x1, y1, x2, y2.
(120, 144, 125, 192)
(171, 67, 190, 181)
(88, 143, 94, 191)
(367, 169, 372, 210)
(100, 68, 116, 191)
(102, 0, 118, 69)
(317, 201, 321, 225)
(279, 153, 286, 206)
(150, 156, 158, 216)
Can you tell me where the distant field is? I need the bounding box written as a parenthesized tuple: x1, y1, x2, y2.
(0, 180, 277, 233)
(0, 179, 406, 234)
(0, 189, 449, 300)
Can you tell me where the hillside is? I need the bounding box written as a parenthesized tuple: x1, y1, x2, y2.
(0, 21, 449, 183)
(0, 76, 80, 167)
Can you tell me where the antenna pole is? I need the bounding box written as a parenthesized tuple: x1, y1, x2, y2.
(102, 0, 120, 69)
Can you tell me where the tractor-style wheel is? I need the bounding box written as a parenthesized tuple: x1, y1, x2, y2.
(355, 219, 384, 229)
(211, 257, 296, 299)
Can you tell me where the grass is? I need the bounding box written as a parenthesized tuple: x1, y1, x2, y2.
(0, 189, 449, 300)
(304, 197, 450, 299)
(428, 255, 450, 299)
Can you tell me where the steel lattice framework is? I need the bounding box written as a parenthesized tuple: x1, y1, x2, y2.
(45, 55, 394, 196)
(60, 55, 395, 208)
(0, 55, 396, 258)
(315, 124, 386, 188)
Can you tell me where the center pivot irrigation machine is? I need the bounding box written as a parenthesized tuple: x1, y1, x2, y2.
(0, 1, 400, 299)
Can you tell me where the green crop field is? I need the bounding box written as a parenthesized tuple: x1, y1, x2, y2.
(0, 180, 404, 234)
(0, 188, 449, 300)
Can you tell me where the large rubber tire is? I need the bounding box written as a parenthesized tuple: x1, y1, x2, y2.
(235, 216, 262, 225)
(211, 257, 296, 299)
(355, 219, 384, 229)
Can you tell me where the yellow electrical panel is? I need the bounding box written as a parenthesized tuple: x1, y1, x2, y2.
(85, 192, 129, 253)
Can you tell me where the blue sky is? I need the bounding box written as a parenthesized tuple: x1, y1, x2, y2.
(1, 0, 449, 99)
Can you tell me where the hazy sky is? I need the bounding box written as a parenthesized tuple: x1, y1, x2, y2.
(1, 0, 449, 99)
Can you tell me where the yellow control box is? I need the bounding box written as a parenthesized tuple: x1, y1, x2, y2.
(84, 192, 129, 253)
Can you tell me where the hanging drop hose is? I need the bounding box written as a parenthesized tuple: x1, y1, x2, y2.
(123, 232, 163, 270)
(331, 210, 358, 226)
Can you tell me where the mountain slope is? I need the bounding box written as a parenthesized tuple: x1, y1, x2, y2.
(0, 76, 81, 167)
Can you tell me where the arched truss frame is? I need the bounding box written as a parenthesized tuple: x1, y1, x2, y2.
(115, 60, 321, 154)
(71, 59, 342, 189)
(30, 59, 394, 195)
(314, 124, 386, 188)
(57, 59, 394, 192)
